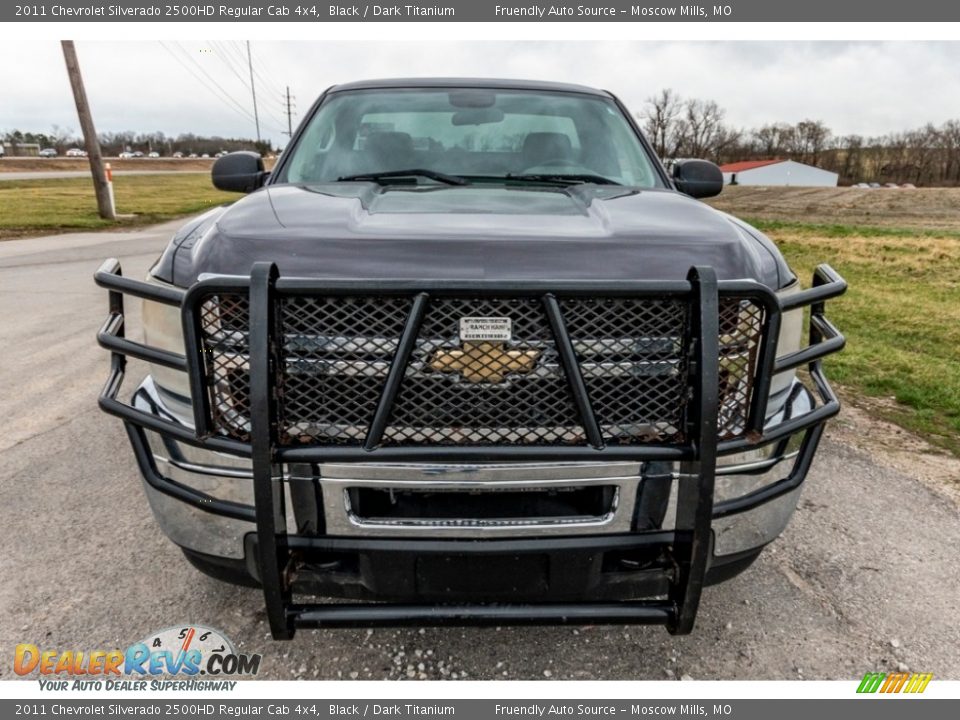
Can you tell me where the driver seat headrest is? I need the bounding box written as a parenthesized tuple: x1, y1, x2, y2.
(521, 132, 574, 167)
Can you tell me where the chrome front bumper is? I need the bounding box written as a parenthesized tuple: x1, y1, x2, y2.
(133, 374, 817, 561)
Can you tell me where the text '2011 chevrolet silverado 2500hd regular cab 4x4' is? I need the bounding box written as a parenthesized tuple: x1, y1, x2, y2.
(95, 79, 846, 639)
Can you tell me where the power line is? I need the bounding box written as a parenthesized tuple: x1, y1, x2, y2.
(170, 42, 289, 140)
(248, 42, 286, 99)
(159, 41, 287, 143)
(209, 39, 251, 91)
(233, 40, 287, 112)
(245, 41, 261, 143)
(218, 40, 250, 77)
(228, 41, 248, 65)
(253, 50, 283, 100)
(209, 40, 288, 132)
(172, 41, 258, 122)
(283, 86, 296, 137)
(173, 42, 251, 111)
(159, 41, 256, 125)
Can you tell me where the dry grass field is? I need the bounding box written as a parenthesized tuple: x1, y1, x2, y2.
(709, 185, 960, 233)
(708, 186, 960, 456)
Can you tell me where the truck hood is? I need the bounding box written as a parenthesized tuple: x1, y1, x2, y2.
(166, 183, 788, 288)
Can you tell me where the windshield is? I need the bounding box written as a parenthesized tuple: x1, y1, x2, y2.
(276, 87, 664, 187)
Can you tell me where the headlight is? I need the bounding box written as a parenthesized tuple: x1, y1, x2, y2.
(769, 280, 804, 398)
(142, 274, 191, 402)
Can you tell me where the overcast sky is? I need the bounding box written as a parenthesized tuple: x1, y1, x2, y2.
(3, 41, 958, 146)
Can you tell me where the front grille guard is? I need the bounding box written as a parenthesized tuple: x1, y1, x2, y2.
(95, 259, 846, 638)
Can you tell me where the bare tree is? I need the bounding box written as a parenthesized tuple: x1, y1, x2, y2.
(937, 120, 960, 183)
(750, 123, 793, 159)
(674, 99, 728, 159)
(641, 89, 682, 159)
(791, 120, 831, 165)
(710, 125, 743, 164)
(48, 124, 77, 151)
(905, 125, 939, 184)
(838, 134, 864, 182)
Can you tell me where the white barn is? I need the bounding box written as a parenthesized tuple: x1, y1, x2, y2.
(719, 159, 838, 187)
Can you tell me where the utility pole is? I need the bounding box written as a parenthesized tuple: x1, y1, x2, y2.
(284, 86, 295, 137)
(246, 41, 261, 144)
(61, 40, 115, 220)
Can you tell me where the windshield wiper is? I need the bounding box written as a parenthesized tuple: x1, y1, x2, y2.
(504, 173, 621, 186)
(338, 169, 470, 186)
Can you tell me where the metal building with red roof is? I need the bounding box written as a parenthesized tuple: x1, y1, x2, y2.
(718, 159, 838, 187)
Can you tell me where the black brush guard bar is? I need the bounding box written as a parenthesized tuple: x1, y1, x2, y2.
(95, 259, 846, 638)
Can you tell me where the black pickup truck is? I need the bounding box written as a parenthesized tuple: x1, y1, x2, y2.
(96, 78, 845, 639)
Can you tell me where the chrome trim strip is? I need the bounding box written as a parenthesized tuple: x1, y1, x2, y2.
(319, 461, 641, 482)
(715, 450, 800, 476)
(153, 454, 254, 479)
(318, 471, 640, 538)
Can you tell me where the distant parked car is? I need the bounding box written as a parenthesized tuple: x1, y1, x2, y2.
(148, 151, 160, 158)
(884, 183, 900, 188)
(214, 151, 228, 158)
(118, 151, 135, 159)
(172, 151, 184, 158)
(200, 153, 210, 158)
(188, 153, 198, 158)
(65, 148, 87, 157)
(854, 182, 870, 188)
(868, 182, 881, 188)
(901, 183, 917, 189)
(132, 151, 145, 158)
(39, 148, 58, 157)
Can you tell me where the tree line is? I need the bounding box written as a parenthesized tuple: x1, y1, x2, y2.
(642, 88, 960, 186)
(2, 128, 273, 157)
(8, 97, 960, 186)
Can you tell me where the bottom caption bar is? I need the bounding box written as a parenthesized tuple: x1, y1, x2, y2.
(4, 700, 956, 720)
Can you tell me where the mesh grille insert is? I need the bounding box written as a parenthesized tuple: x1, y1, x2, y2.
(560, 298, 689, 444)
(194, 291, 766, 446)
(717, 297, 766, 439)
(279, 296, 413, 445)
(198, 293, 251, 442)
(383, 297, 584, 445)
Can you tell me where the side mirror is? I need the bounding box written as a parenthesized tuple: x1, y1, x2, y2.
(672, 159, 723, 199)
(211, 151, 267, 193)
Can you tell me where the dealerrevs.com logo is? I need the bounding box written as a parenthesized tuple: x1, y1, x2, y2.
(14, 625, 261, 691)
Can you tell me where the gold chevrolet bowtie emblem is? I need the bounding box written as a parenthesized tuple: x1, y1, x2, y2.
(428, 342, 540, 383)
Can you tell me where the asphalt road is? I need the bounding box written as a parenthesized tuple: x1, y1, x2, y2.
(1, 222, 958, 681)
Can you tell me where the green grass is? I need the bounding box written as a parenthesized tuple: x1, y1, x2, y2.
(0, 174, 235, 238)
(764, 222, 960, 456)
(747, 218, 960, 241)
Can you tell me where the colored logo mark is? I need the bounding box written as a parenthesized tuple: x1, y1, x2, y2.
(857, 672, 933, 694)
